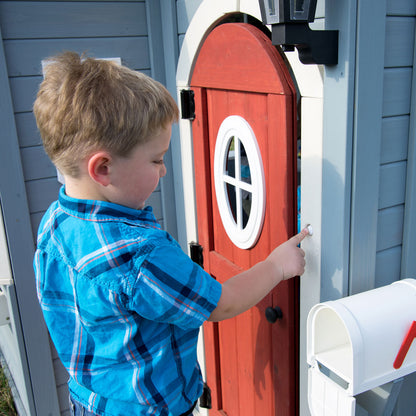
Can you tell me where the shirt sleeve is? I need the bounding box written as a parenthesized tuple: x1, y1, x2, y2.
(130, 243, 222, 329)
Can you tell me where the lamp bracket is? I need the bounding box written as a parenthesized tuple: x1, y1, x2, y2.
(271, 23, 338, 65)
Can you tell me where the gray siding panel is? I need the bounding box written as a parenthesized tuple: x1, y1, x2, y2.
(9, 76, 40, 113)
(146, 190, 163, 222)
(375, 246, 402, 287)
(5, 37, 150, 77)
(15, 112, 41, 148)
(375, 4, 415, 306)
(385, 17, 415, 68)
(0, 1, 147, 39)
(376, 205, 404, 252)
(378, 161, 407, 209)
(382, 68, 413, 116)
(380, 116, 409, 164)
(25, 178, 61, 214)
(20, 146, 55, 181)
(30, 211, 46, 240)
(387, 0, 416, 15)
(400, 12, 416, 283)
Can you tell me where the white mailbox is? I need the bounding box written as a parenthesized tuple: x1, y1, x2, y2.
(307, 279, 416, 416)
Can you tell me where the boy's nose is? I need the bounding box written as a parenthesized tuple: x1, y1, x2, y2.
(160, 164, 167, 177)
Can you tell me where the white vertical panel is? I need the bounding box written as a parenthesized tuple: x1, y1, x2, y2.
(321, 0, 358, 300)
(299, 96, 324, 416)
(0, 206, 12, 286)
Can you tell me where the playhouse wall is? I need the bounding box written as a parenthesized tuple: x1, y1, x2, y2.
(349, 0, 416, 295)
(354, 1, 416, 413)
(375, 2, 416, 287)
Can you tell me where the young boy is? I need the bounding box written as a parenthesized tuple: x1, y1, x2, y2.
(33, 52, 308, 416)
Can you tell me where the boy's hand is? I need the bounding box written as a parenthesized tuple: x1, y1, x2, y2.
(208, 227, 310, 322)
(265, 227, 309, 281)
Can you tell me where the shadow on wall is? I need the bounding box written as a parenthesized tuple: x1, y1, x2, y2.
(319, 156, 346, 302)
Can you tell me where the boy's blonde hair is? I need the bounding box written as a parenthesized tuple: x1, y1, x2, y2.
(34, 51, 179, 177)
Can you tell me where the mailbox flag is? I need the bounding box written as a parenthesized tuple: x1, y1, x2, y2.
(394, 320, 416, 369)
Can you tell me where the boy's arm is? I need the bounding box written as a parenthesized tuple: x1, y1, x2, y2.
(208, 229, 309, 322)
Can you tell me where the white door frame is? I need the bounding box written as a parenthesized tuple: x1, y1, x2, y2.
(175, 1, 323, 414)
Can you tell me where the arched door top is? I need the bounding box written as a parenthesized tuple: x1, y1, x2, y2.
(191, 23, 294, 95)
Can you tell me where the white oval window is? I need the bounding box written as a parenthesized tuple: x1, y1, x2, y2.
(214, 116, 266, 249)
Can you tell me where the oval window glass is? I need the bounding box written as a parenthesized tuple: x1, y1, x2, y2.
(214, 116, 266, 249)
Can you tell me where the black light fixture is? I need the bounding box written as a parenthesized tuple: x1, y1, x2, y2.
(258, 0, 338, 65)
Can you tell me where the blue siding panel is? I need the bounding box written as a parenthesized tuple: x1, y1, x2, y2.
(400, 6, 416, 283)
(375, 246, 402, 287)
(382, 68, 413, 116)
(30, 211, 46, 242)
(378, 161, 407, 209)
(0, 1, 147, 39)
(384, 17, 415, 68)
(376, 0, 415, 320)
(387, 0, 416, 16)
(380, 116, 409, 164)
(9, 76, 40, 113)
(25, 178, 62, 214)
(20, 146, 56, 181)
(4, 37, 150, 77)
(377, 205, 404, 252)
(14, 112, 41, 148)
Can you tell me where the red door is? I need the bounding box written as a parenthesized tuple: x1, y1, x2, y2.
(191, 23, 297, 415)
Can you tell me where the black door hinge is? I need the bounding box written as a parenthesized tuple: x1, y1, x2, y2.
(199, 382, 212, 409)
(189, 242, 203, 268)
(180, 89, 195, 120)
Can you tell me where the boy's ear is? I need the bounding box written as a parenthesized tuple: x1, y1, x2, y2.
(87, 151, 112, 186)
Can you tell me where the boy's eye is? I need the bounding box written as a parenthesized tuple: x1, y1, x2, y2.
(154, 159, 164, 165)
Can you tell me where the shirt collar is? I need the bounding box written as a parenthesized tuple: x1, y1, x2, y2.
(58, 186, 160, 227)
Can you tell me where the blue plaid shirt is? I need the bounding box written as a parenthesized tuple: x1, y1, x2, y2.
(34, 187, 222, 416)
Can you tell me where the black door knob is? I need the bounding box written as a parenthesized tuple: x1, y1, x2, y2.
(265, 306, 283, 323)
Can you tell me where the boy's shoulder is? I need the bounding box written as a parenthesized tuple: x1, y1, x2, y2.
(36, 197, 178, 288)
(38, 198, 171, 251)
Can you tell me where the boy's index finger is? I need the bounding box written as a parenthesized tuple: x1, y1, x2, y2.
(292, 226, 312, 245)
